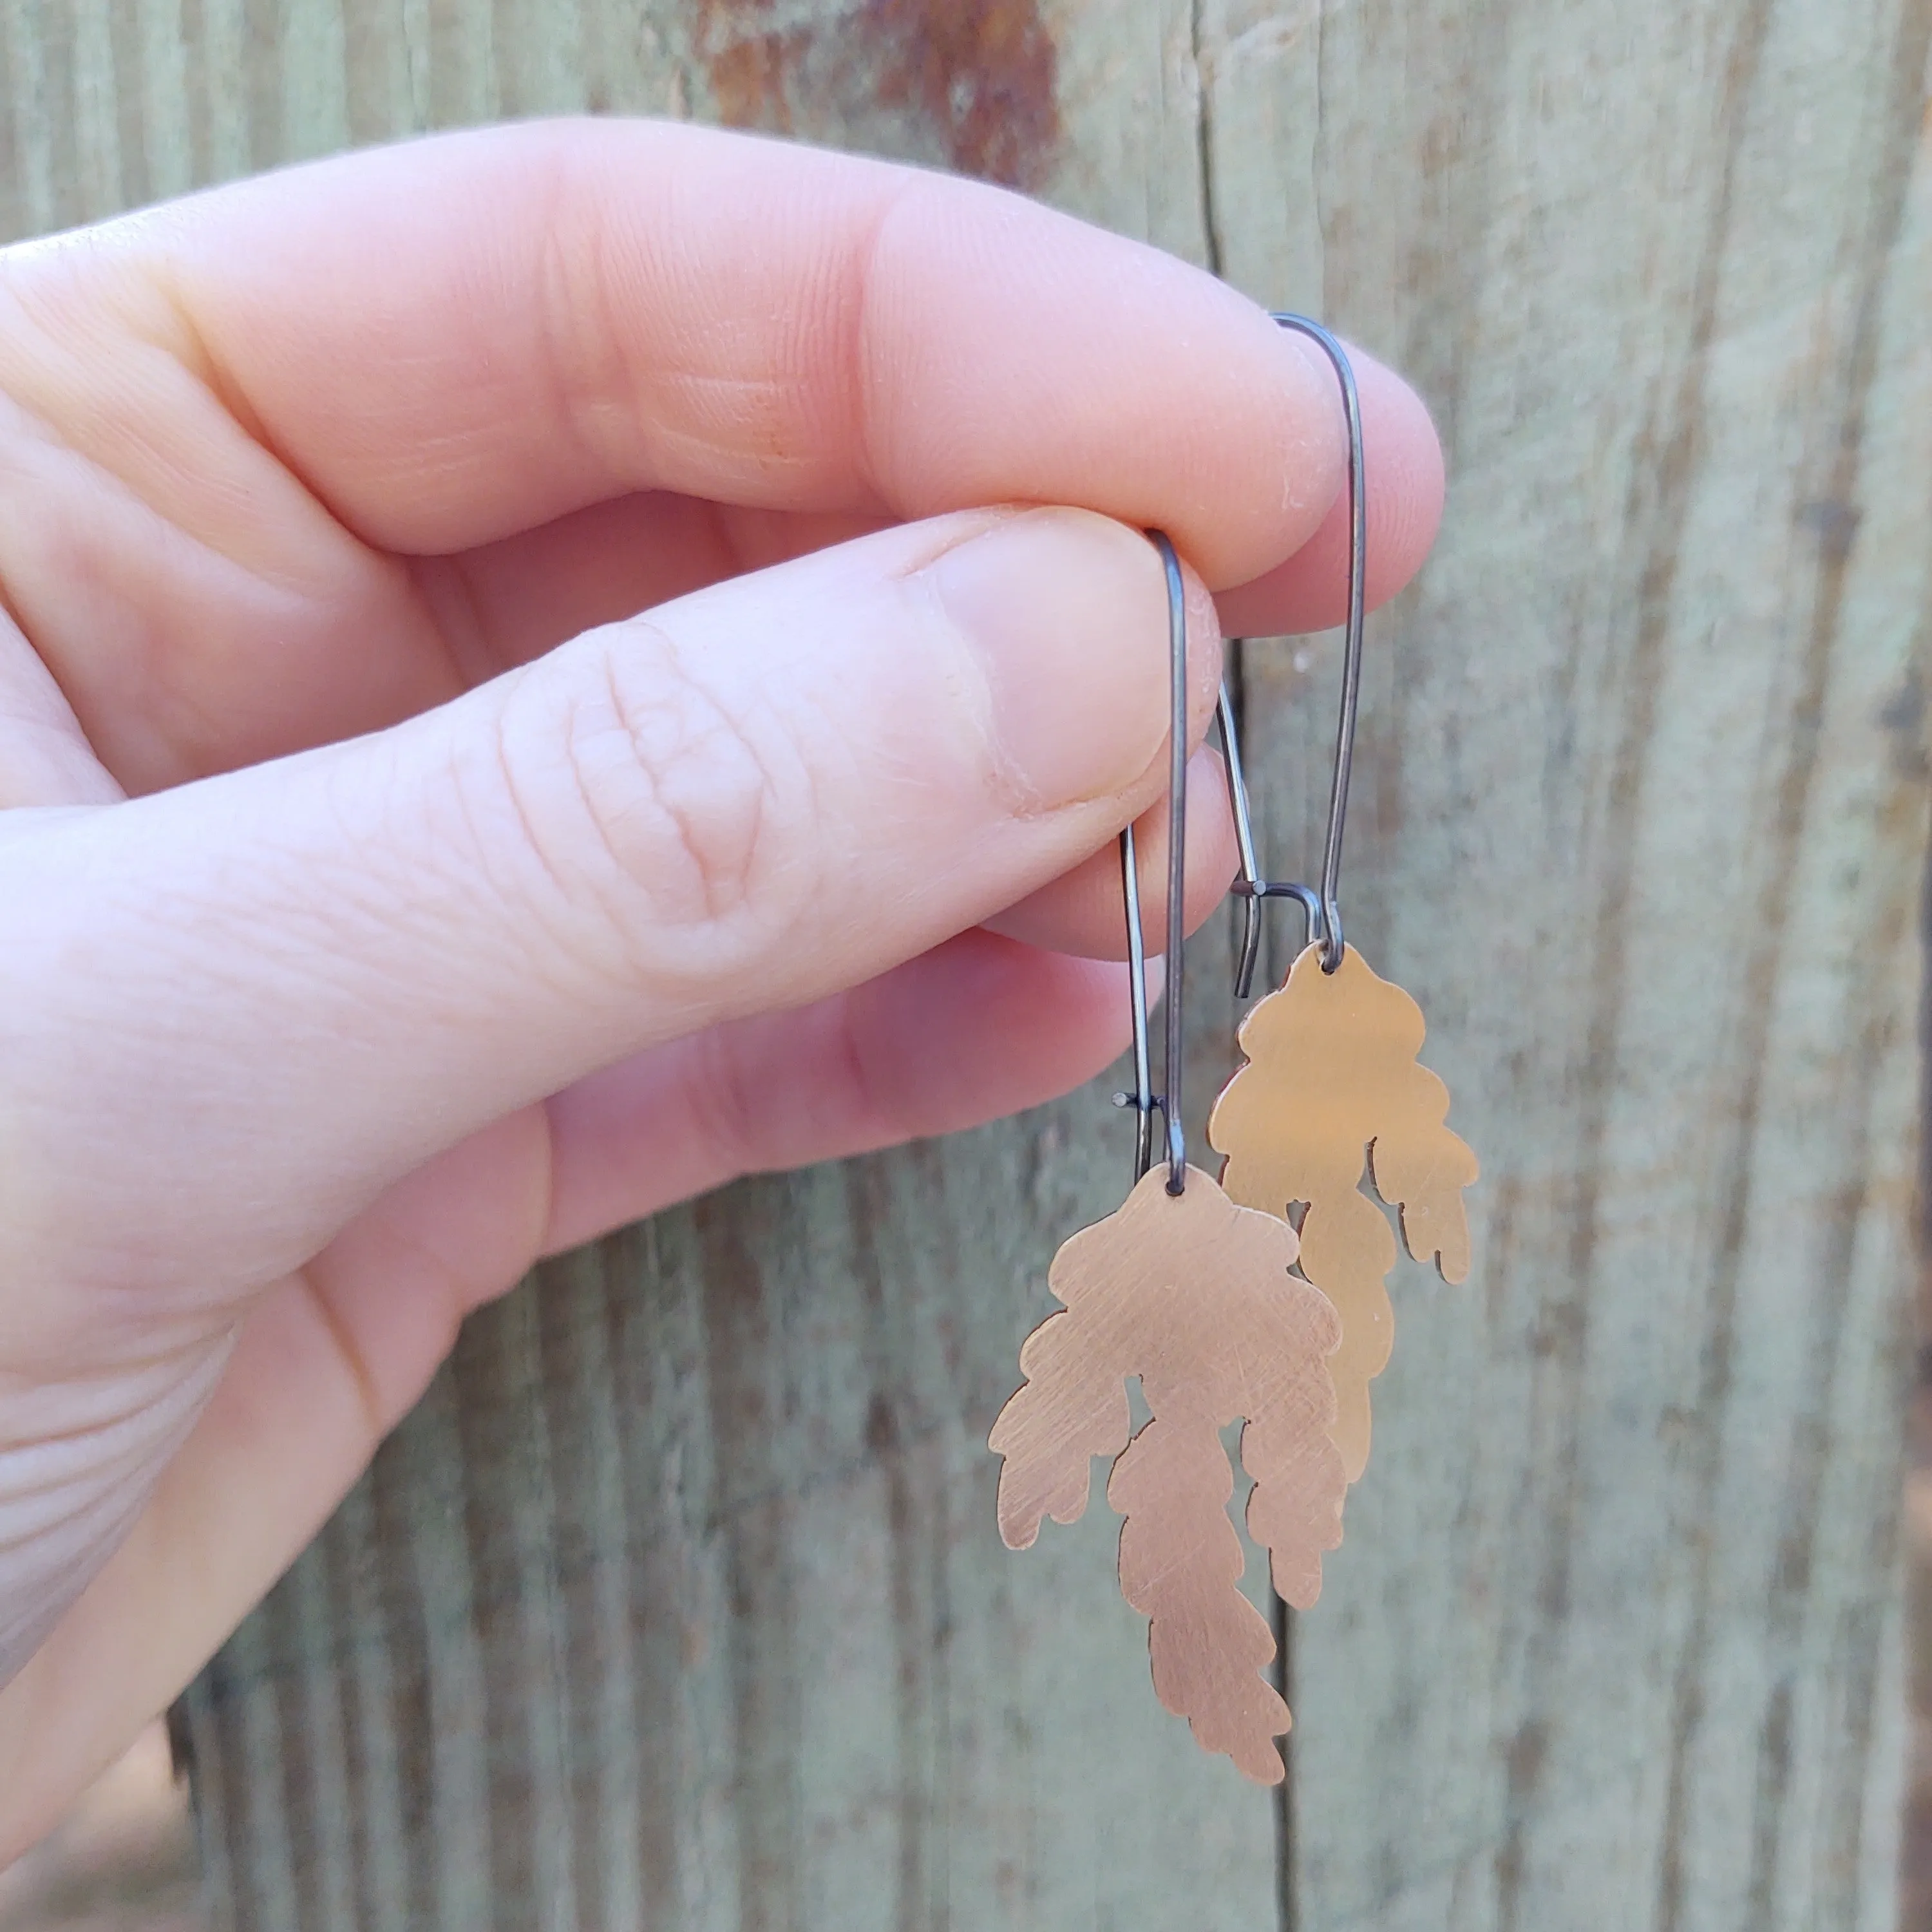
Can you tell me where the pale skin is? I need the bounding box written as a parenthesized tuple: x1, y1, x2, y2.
(0, 117, 1444, 1857)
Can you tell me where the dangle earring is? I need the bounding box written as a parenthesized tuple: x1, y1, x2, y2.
(989, 533, 1350, 1788)
(1208, 315, 1478, 1489)
(989, 320, 1477, 1783)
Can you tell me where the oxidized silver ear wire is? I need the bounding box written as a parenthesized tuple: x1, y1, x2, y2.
(1112, 312, 1367, 1180)
(1218, 313, 1367, 992)
(1114, 532, 1190, 1194)
(1207, 314, 1479, 1490)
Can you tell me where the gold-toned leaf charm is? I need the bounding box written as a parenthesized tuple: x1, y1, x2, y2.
(989, 1165, 1347, 1784)
(1208, 942, 1478, 1484)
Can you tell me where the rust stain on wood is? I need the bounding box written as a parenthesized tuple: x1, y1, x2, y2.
(690, 0, 1060, 188)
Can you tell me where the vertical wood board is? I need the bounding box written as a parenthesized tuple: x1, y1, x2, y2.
(0, 0, 1924, 1927)
(1198, 1, 1931, 1923)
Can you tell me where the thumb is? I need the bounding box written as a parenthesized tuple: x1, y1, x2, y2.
(4, 506, 1220, 1305)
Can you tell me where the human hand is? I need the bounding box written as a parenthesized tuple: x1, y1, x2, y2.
(0, 118, 1442, 1851)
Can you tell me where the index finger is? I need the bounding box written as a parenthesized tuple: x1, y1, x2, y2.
(19, 118, 1394, 585)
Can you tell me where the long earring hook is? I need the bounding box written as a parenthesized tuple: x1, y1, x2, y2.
(1113, 531, 1191, 1195)
(1221, 312, 1367, 987)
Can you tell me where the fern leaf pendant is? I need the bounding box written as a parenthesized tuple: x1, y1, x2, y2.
(989, 1165, 1347, 1784)
(1208, 943, 1478, 1482)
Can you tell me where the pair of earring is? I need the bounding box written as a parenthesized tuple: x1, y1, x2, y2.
(988, 317, 1478, 1785)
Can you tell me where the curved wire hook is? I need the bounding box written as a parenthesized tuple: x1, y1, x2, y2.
(1221, 312, 1367, 985)
(1113, 531, 1191, 1195)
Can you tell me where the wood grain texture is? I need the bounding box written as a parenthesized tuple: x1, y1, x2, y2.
(1199, 1, 1932, 1926)
(1, 0, 1925, 1926)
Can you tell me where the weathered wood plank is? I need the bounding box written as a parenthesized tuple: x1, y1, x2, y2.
(1200, 1, 1931, 1925)
(4, 0, 1925, 1927)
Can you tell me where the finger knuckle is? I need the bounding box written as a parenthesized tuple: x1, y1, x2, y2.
(502, 622, 806, 981)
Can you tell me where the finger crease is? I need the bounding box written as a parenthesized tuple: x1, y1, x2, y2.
(291, 1264, 389, 1449)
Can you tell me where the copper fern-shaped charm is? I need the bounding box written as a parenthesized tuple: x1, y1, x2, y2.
(1208, 943, 1478, 1484)
(989, 1165, 1347, 1783)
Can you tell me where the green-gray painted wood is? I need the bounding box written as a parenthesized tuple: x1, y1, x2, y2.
(3, 0, 1926, 1926)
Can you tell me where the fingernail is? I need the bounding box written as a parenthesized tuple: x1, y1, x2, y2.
(924, 507, 1197, 810)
